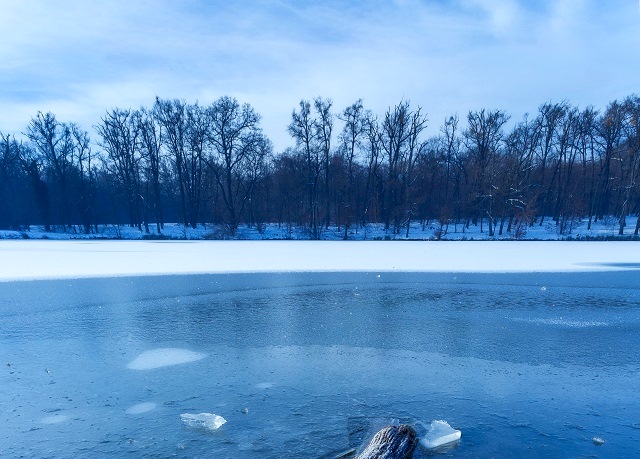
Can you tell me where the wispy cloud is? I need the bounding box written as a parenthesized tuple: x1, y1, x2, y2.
(1, 0, 638, 150)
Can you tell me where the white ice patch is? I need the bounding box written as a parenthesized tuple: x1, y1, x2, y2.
(255, 382, 275, 389)
(180, 413, 226, 431)
(126, 402, 157, 414)
(127, 348, 207, 370)
(420, 420, 461, 449)
(41, 414, 68, 424)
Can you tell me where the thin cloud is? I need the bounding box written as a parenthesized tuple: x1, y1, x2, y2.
(0, 0, 638, 150)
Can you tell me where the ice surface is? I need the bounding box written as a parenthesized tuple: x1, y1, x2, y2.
(126, 402, 157, 414)
(180, 413, 226, 431)
(420, 420, 461, 449)
(127, 348, 207, 370)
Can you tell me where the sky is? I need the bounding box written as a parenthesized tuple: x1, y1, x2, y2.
(1, 0, 639, 152)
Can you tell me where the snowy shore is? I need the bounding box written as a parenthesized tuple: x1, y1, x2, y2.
(0, 218, 638, 242)
(0, 240, 638, 282)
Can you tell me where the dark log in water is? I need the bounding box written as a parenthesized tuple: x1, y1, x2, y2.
(355, 424, 418, 459)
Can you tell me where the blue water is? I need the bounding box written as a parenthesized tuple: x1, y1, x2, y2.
(2, 271, 640, 458)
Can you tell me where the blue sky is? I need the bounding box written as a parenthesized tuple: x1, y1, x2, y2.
(1, 0, 639, 151)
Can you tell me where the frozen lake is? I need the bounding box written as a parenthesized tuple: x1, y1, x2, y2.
(2, 271, 640, 458)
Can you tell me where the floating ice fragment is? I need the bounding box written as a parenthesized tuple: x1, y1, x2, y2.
(592, 436, 605, 446)
(180, 413, 226, 431)
(420, 420, 461, 449)
(126, 402, 157, 414)
(127, 348, 207, 370)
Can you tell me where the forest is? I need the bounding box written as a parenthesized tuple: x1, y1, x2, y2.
(1, 94, 639, 239)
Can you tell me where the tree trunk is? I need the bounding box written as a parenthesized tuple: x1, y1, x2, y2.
(355, 424, 418, 459)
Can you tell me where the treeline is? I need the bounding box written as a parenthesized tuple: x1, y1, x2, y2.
(1, 94, 639, 238)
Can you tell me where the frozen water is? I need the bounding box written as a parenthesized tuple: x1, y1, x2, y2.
(180, 413, 226, 431)
(2, 271, 640, 458)
(126, 402, 157, 414)
(420, 420, 461, 449)
(127, 348, 207, 370)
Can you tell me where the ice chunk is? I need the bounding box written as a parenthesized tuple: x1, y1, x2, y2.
(420, 420, 461, 449)
(127, 348, 207, 370)
(126, 402, 157, 414)
(180, 413, 226, 431)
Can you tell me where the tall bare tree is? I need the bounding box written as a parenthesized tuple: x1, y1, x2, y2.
(379, 100, 428, 234)
(205, 96, 269, 234)
(26, 112, 77, 229)
(464, 108, 510, 235)
(288, 100, 321, 238)
(96, 108, 144, 230)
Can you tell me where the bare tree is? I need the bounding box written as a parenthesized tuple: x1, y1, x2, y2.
(464, 108, 510, 236)
(205, 96, 269, 234)
(288, 100, 321, 238)
(70, 124, 95, 233)
(337, 99, 366, 238)
(26, 112, 77, 229)
(313, 97, 333, 229)
(136, 107, 165, 233)
(594, 100, 627, 221)
(379, 100, 428, 234)
(0, 135, 33, 228)
(96, 108, 144, 231)
(618, 95, 640, 235)
(154, 98, 205, 228)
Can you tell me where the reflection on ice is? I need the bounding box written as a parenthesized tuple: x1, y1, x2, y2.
(126, 402, 157, 414)
(127, 348, 207, 370)
(41, 414, 68, 424)
(180, 413, 226, 431)
(255, 382, 275, 389)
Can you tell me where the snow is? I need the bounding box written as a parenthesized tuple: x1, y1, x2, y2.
(180, 413, 226, 431)
(0, 240, 638, 282)
(420, 420, 461, 449)
(127, 348, 207, 370)
(0, 218, 637, 241)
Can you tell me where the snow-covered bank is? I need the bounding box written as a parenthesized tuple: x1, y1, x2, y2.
(0, 218, 638, 241)
(0, 240, 638, 282)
